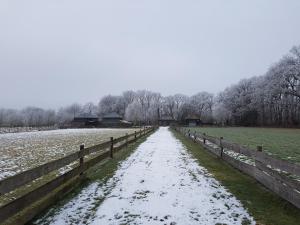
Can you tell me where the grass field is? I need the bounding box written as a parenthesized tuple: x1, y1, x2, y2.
(0, 128, 140, 207)
(186, 127, 300, 163)
(173, 130, 300, 225)
(0, 128, 138, 180)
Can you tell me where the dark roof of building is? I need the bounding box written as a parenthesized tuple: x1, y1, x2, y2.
(159, 116, 175, 121)
(102, 112, 123, 119)
(185, 115, 201, 120)
(74, 113, 98, 119)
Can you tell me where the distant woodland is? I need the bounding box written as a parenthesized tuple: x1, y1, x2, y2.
(1, 45, 300, 127)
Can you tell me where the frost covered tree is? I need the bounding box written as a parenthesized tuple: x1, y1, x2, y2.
(135, 90, 161, 124)
(82, 102, 98, 115)
(215, 45, 300, 126)
(2, 45, 300, 128)
(213, 102, 231, 126)
(0, 107, 57, 127)
(188, 92, 214, 122)
(98, 95, 126, 116)
(124, 101, 143, 124)
(161, 94, 189, 121)
(67, 103, 82, 118)
(122, 90, 136, 107)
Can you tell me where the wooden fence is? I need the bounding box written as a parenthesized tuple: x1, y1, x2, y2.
(0, 127, 155, 224)
(174, 127, 300, 209)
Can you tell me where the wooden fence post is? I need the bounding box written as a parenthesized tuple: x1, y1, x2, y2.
(220, 137, 224, 158)
(203, 133, 206, 144)
(194, 131, 197, 142)
(126, 133, 128, 147)
(254, 145, 262, 168)
(134, 131, 137, 141)
(79, 144, 84, 176)
(257, 146, 263, 152)
(110, 137, 114, 158)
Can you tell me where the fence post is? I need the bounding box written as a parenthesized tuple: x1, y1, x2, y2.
(110, 137, 114, 158)
(257, 146, 263, 152)
(194, 131, 197, 142)
(79, 144, 84, 176)
(134, 131, 137, 141)
(220, 137, 224, 158)
(203, 133, 206, 144)
(126, 133, 128, 147)
(255, 146, 263, 167)
(188, 129, 190, 138)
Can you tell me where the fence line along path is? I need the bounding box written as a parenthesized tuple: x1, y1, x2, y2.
(0, 127, 155, 225)
(35, 127, 254, 225)
(175, 127, 300, 209)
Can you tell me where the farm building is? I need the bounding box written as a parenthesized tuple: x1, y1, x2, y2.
(101, 112, 132, 127)
(158, 116, 176, 126)
(72, 113, 99, 127)
(185, 116, 201, 127)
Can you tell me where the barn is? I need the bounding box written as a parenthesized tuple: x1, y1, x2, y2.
(72, 113, 99, 127)
(158, 116, 176, 126)
(101, 112, 132, 127)
(185, 116, 201, 127)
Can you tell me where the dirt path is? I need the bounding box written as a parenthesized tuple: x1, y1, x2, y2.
(36, 127, 254, 225)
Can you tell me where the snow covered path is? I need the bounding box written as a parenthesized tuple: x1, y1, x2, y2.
(36, 127, 254, 225)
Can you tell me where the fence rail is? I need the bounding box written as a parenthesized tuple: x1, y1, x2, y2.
(174, 127, 300, 209)
(0, 127, 155, 224)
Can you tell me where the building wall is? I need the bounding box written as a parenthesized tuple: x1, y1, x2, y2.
(188, 121, 197, 127)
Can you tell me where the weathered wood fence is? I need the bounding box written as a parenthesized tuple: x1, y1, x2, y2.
(0, 127, 155, 224)
(174, 127, 300, 209)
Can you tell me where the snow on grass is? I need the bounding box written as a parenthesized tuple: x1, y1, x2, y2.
(193, 135, 255, 166)
(35, 182, 107, 225)
(0, 128, 137, 180)
(0, 126, 55, 134)
(35, 127, 254, 225)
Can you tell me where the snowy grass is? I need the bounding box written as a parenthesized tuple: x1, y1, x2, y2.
(3, 129, 151, 225)
(0, 126, 55, 134)
(187, 127, 300, 163)
(0, 128, 138, 180)
(174, 129, 300, 225)
(0, 128, 139, 207)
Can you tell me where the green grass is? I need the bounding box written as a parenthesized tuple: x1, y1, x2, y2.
(186, 127, 300, 163)
(173, 129, 300, 225)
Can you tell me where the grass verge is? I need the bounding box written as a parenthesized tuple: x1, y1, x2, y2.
(172, 129, 300, 225)
(186, 127, 300, 163)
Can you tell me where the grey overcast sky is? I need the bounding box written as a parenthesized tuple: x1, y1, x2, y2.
(0, 0, 300, 109)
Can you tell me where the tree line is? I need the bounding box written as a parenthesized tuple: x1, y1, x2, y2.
(214, 45, 300, 126)
(0, 45, 299, 127)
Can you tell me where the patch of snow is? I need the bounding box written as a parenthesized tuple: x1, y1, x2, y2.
(35, 182, 106, 225)
(36, 127, 254, 225)
(193, 134, 255, 166)
(0, 126, 56, 134)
